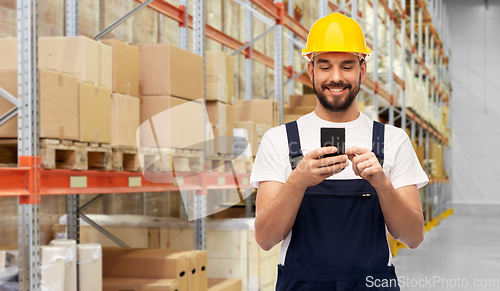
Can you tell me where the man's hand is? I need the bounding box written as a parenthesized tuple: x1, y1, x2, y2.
(290, 146, 349, 188)
(345, 147, 388, 188)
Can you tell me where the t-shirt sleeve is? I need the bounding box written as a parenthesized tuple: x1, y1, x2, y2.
(389, 132, 429, 190)
(249, 129, 287, 188)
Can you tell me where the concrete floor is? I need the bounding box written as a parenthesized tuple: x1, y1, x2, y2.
(392, 205, 500, 290)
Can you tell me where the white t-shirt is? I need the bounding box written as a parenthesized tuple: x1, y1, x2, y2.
(249, 111, 429, 265)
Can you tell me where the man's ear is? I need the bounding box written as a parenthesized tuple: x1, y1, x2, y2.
(360, 60, 367, 82)
(307, 61, 314, 81)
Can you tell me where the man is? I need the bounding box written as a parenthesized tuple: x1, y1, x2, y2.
(250, 13, 429, 290)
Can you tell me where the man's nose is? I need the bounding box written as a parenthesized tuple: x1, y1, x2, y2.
(328, 67, 344, 83)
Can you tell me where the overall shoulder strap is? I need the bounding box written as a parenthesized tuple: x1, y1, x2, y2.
(372, 120, 385, 168)
(285, 121, 303, 170)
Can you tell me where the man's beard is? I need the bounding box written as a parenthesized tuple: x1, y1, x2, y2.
(313, 73, 361, 113)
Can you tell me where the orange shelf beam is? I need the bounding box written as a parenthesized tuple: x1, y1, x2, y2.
(0, 168, 252, 197)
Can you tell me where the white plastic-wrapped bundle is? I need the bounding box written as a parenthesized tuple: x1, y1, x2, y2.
(49, 239, 77, 291)
(77, 244, 102, 291)
(41, 246, 67, 291)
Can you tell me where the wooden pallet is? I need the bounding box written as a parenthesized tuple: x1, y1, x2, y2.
(139, 147, 204, 173)
(111, 145, 140, 172)
(0, 139, 18, 168)
(40, 139, 112, 171)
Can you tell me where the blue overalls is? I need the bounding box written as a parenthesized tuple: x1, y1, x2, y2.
(276, 120, 400, 290)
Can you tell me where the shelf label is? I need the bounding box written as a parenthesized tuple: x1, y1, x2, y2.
(217, 177, 225, 185)
(129, 177, 141, 187)
(174, 176, 184, 186)
(70, 176, 87, 188)
(242, 177, 249, 185)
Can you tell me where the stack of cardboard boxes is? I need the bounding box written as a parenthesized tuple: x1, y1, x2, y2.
(138, 43, 206, 151)
(101, 39, 140, 148)
(0, 36, 113, 143)
(101, 247, 215, 291)
(205, 51, 235, 155)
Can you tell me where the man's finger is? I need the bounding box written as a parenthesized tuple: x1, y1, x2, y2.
(309, 146, 337, 159)
(345, 147, 369, 156)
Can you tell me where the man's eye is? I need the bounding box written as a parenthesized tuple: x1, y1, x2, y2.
(343, 67, 353, 70)
(320, 67, 330, 70)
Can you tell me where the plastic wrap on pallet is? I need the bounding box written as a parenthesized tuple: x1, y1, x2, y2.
(41, 246, 67, 291)
(48, 239, 77, 291)
(0, 266, 19, 291)
(77, 244, 102, 291)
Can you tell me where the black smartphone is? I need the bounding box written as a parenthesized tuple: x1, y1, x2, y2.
(321, 127, 345, 159)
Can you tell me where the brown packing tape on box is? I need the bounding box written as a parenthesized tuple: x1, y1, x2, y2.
(103, 278, 179, 291)
(102, 248, 188, 291)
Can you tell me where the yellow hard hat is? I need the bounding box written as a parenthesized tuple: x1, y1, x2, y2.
(302, 13, 371, 62)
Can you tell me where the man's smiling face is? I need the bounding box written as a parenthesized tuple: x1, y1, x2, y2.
(308, 52, 366, 113)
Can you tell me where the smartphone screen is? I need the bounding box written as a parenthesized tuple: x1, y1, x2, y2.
(321, 127, 345, 159)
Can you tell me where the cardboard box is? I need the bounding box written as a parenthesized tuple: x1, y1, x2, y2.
(40, 69, 80, 140)
(207, 278, 242, 291)
(0, 38, 17, 70)
(206, 52, 226, 79)
(289, 94, 317, 107)
(233, 100, 279, 127)
(206, 52, 226, 103)
(79, 81, 112, 143)
(0, 69, 19, 137)
(78, 244, 102, 291)
(221, 52, 234, 104)
(0, 69, 80, 140)
(206, 75, 226, 103)
(39, 36, 112, 88)
(102, 248, 188, 291)
(103, 278, 179, 291)
(207, 101, 234, 154)
(111, 93, 140, 147)
(177, 251, 199, 291)
(234, 121, 258, 157)
(193, 251, 208, 291)
(139, 44, 203, 101)
(139, 96, 206, 150)
(283, 106, 315, 115)
(101, 39, 139, 97)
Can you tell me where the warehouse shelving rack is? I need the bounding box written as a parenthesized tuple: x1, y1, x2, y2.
(0, 0, 452, 289)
